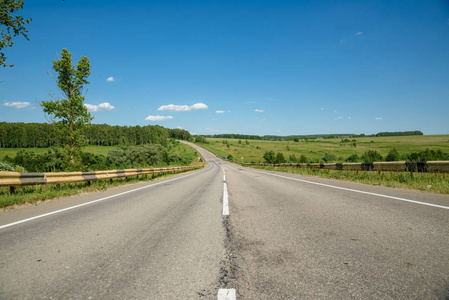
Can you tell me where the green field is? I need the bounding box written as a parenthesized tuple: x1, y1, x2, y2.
(197, 135, 449, 163)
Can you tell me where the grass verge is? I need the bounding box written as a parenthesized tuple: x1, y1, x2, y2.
(252, 165, 449, 194)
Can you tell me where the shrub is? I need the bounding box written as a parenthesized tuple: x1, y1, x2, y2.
(361, 150, 383, 162)
(385, 148, 400, 161)
(263, 150, 276, 164)
(275, 152, 286, 164)
(346, 154, 361, 162)
(408, 148, 449, 161)
(0, 161, 16, 172)
(322, 152, 337, 163)
(299, 155, 308, 163)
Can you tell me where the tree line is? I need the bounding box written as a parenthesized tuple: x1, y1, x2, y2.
(261, 148, 449, 164)
(201, 130, 424, 142)
(0, 122, 192, 148)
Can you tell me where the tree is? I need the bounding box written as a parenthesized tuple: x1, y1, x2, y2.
(299, 155, 308, 163)
(361, 150, 383, 162)
(0, 0, 32, 67)
(263, 150, 276, 164)
(385, 148, 400, 161)
(322, 152, 337, 163)
(41, 48, 93, 168)
(275, 152, 286, 164)
(345, 154, 360, 162)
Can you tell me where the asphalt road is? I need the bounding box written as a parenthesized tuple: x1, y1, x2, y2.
(1, 143, 448, 299)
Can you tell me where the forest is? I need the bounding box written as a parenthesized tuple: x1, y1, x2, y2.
(0, 122, 192, 148)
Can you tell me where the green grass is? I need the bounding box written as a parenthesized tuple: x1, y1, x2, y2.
(171, 142, 201, 166)
(198, 135, 449, 163)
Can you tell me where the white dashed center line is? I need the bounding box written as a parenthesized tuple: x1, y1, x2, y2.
(217, 288, 236, 300)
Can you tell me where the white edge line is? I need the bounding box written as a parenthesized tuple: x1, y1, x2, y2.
(0, 165, 210, 230)
(239, 166, 449, 210)
(217, 288, 236, 300)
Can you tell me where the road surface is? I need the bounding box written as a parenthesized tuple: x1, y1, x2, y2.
(0, 143, 448, 299)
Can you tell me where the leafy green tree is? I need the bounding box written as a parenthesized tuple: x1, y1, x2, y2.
(275, 152, 286, 164)
(345, 154, 360, 162)
(0, 0, 32, 67)
(289, 154, 298, 163)
(299, 155, 308, 163)
(263, 150, 276, 164)
(40, 48, 93, 168)
(385, 148, 400, 161)
(361, 150, 383, 162)
(322, 152, 337, 163)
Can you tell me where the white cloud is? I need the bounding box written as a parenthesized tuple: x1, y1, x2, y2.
(157, 103, 208, 112)
(333, 110, 338, 113)
(355, 32, 363, 35)
(375, 117, 382, 120)
(216, 110, 225, 114)
(106, 76, 115, 82)
(255, 109, 264, 113)
(334, 116, 343, 120)
(348, 117, 351, 119)
(145, 115, 173, 121)
(84, 102, 115, 112)
(3, 101, 31, 109)
(320, 107, 324, 111)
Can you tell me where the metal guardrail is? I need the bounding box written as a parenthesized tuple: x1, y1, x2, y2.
(237, 161, 449, 173)
(0, 165, 202, 194)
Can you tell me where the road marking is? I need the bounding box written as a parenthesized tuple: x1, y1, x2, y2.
(223, 182, 229, 215)
(217, 288, 236, 300)
(248, 168, 449, 210)
(0, 166, 210, 230)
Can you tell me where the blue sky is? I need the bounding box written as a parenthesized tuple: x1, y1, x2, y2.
(1, 0, 449, 135)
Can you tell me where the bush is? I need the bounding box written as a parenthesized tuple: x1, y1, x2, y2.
(299, 155, 308, 163)
(322, 152, 337, 163)
(289, 154, 298, 163)
(346, 154, 361, 162)
(263, 150, 276, 164)
(361, 150, 383, 162)
(385, 148, 400, 161)
(0, 161, 16, 172)
(276, 152, 286, 164)
(408, 148, 449, 161)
